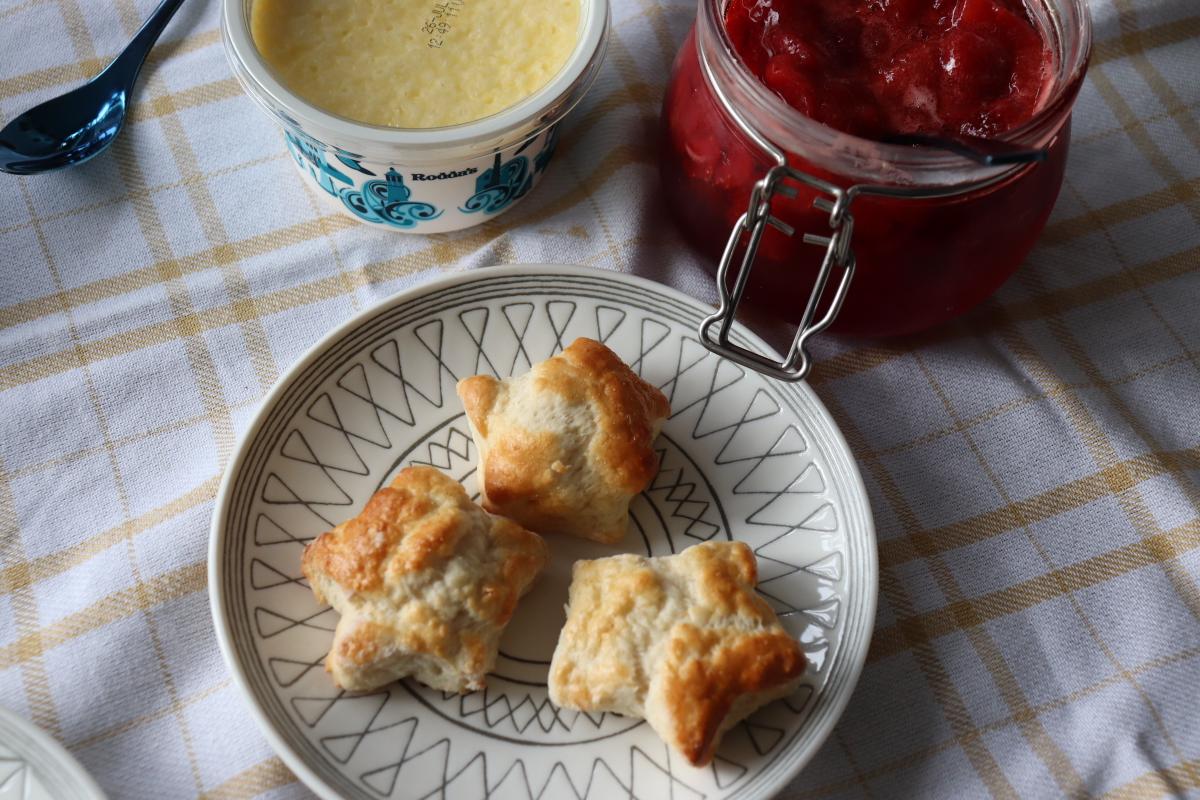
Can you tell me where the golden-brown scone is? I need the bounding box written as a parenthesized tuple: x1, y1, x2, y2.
(547, 541, 805, 766)
(456, 337, 670, 544)
(301, 465, 547, 693)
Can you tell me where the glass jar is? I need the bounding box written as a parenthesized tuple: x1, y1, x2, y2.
(661, 0, 1092, 348)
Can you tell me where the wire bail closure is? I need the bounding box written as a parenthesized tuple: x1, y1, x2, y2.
(698, 165, 856, 382)
(693, 28, 865, 383)
(692, 26, 1045, 383)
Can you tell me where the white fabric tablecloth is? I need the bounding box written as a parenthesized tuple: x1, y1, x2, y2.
(1, 0, 1199, 796)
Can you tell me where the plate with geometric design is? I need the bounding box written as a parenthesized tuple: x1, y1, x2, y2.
(0, 707, 106, 799)
(209, 265, 877, 800)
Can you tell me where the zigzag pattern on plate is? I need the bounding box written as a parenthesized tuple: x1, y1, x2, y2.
(240, 297, 844, 798)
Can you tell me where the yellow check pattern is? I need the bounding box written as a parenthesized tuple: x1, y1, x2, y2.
(0, 0, 1196, 796)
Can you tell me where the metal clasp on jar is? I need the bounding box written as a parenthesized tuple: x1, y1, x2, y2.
(693, 23, 1047, 382)
(692, 23, 870, 383)
(699, 164, 856, 382)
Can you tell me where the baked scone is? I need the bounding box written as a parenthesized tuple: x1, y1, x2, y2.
(301, 465, 547, 693)
(456, 337, 670, 544)
(548, 541, 805, 766)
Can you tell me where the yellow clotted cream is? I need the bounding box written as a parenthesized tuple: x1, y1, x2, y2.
(251, 0, 581, 129)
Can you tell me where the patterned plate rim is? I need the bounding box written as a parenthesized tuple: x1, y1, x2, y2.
(0, 707, 108, 800)
(207, 264, 878, 800)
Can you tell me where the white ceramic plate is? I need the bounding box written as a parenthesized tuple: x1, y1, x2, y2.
(209, 265, 876, 800)
(0, 708, 106, 799)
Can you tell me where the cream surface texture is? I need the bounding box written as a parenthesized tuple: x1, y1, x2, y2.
(251, 0, 580, 128)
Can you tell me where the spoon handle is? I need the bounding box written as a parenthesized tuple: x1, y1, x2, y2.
(111, 0, 188, 76)
(880, 133, 1048, 167)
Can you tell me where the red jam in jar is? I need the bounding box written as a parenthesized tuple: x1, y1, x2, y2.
(661, 0, 1091, 337)
(726, 0, 1052, 140)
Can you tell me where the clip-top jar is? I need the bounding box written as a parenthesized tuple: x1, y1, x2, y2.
(661, 0, 1092, 380)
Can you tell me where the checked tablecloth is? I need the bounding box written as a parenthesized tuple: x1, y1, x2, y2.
(1, 0, 1199, 797)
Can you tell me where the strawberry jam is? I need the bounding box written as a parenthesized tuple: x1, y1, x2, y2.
(660, 0, 1090, 338)
(725, 0, 1052, 141)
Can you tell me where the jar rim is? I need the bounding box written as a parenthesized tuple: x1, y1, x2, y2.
(221, 0, 609, 157)
(697, 0, 1093, 181)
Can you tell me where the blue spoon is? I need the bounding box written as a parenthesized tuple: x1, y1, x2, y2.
(0, 0, 186, 176)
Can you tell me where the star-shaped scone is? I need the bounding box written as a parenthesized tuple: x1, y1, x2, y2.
(456, 337, 671, 544)
(301, 465, 547, 693)
(548, 541, 806, 766)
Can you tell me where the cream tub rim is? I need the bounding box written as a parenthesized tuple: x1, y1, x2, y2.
(222, 0, 610, 163)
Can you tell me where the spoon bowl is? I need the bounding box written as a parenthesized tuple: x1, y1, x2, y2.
(0, 82, 129, 175)
(0, 0, 185, 176)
